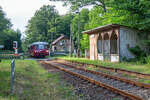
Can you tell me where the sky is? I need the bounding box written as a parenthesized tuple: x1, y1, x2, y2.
(0, 0, 69, 33)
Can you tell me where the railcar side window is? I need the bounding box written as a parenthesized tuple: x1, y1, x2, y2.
(44, 45, 48, 49)
(31, 46, 33, 50)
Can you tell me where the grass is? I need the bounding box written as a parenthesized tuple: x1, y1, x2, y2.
(57, 57, 150, 74)
(0, 60, 79, 100)
(0, 55, 20, 59)
(138, 79, 150, 84)
(0, 50, 14, 54)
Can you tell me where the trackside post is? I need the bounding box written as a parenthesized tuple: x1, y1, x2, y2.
(10, 59, 15, 94)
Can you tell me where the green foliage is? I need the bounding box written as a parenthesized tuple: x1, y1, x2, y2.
(129, 46, 147, 58)
(56, 14, 73, 37)
(80, 34, 89, 52)
(3, 29, 22, 52)
(145, 56, 150, 65)
(128, 46, 147, 63)
(85, 7, 137, 30)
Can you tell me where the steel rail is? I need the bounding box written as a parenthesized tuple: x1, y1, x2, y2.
(57, 59, 150, 80)
(42, 61, 144, 100)
(57, 62, 150, 90)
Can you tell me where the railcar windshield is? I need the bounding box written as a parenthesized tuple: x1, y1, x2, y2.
(39, 45, 45, 49)
(38, 45, 48, 50)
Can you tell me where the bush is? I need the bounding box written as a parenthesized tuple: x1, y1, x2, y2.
(129, 46, 147, 58)
(145, 56, 150, 65)
(128, 46, 147, 63)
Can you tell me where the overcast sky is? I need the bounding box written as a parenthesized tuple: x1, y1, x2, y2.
(0, 0, 69, 33)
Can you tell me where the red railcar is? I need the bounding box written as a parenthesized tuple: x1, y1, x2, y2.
(28, 42, 49, 57)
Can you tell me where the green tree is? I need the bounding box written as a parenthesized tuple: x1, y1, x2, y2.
(0, 7, 12, 45)
(25, 5, 59, 44)
(3, 29, 22, 52)
(85, 6, 137, 30)
(56, 14, 73, 37)
(81, 34, 89, 51)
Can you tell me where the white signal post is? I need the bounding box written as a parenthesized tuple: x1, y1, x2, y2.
(13, 41, 18, 56)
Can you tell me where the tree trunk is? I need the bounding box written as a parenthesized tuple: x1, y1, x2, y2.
(101, 0, 107, 12)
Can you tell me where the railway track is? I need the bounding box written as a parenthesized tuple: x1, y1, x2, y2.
(57, 59, 150, 80)
(61, 70, 128, 100)
(41, 61, 127, 100)
(41, 61, 150, 100)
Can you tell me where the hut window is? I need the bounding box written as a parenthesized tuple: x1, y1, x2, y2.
(90, 34, 94, 38)
(63, 47, 67, 51)
(54, 46, 57, 51)
(97, 34, 102, 54)
(126, 44, 130, 49)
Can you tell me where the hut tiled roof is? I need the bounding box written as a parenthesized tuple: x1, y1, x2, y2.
(82, 24, 132, 34)
(52, 34, 68, 45)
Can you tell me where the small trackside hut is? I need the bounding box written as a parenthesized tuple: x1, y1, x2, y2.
(52, 34, 71, 54)
(83, 24, 143, 62)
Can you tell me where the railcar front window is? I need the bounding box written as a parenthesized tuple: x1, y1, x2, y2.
(35, 45, 38, 50)
(39, 45, 44, 49)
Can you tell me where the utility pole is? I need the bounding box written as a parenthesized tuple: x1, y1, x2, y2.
(50, 14, 56, 53)
(77, 11, 81, 57)
(50, 31, 53, 53)
(70, 23, 73, 57)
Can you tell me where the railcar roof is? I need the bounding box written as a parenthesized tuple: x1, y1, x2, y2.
(29, 42, 49, 47)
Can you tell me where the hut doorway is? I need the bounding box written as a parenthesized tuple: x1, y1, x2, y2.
(110, 31, 118, 54)
(110, 31, 119, 62)
(97, 34, 102, 54)
(103, 33, 110, 61)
